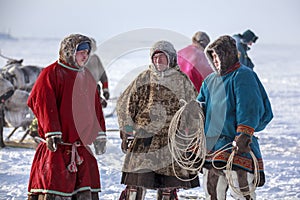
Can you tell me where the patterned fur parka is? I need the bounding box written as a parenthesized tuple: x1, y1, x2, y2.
(116, 41, 198, 179)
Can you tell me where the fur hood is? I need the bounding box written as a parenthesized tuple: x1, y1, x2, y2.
(150, 40, 177, 68)
(90, 37, 97, 53)
(59, 34, 91, 67)
(205, 35, 239, 75)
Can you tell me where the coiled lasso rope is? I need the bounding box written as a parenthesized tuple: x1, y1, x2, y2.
(168, 99, 206, 181)
(210, 142, 260, 197)
(226, 148, 260, 196)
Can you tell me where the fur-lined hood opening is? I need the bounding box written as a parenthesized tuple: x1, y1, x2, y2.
(150, 40, 177, 69)
(59, 34, 91, 68)
(205, 35, 239, 75)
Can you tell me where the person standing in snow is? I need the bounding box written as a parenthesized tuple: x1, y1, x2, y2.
(85, 37, 110, 108)
(197, 35, 273, 199)
(233, 29, 258, 70)
(177, 31, 213, 92)
(116, 40, 200, 200)
(27, 34, 106, 200)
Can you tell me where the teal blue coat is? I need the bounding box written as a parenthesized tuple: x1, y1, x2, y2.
(197, 65, 273, 171)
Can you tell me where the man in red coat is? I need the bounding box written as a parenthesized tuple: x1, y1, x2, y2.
(27, 34, 106, 200)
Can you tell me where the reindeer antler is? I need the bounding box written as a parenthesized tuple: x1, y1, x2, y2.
(0, 49, 23, 65)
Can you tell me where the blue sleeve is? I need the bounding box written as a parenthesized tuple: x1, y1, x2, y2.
(254, 74, 273, 131)
(234, 70, 266, 130)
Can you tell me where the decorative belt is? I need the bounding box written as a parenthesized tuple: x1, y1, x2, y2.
(63, 141, 84, 173)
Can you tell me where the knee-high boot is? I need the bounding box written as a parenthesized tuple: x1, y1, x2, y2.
(157, 188, 178, 200)
(119, 186, 146, 200)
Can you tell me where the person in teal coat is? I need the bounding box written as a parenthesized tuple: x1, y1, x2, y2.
(197, 35, 273, 200)
(233, 29, 258, 70)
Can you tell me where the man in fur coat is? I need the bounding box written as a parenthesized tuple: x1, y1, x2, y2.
(27, 34, 106, 200)
(117, 40, 200, 200)
(197, 35, 273, 199)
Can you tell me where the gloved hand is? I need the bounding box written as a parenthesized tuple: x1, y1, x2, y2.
(136, 128, 153, 146)
(234, 133, 252, 154)
(100, 97, 107, 108)
(46, 135, 62, 152)
(103, 88, 110, 100)
(120, 130, 134, 154)
(182, 100, 204, 121)
(93, 132, 107, 155)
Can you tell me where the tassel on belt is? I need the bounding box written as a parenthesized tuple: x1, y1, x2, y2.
(64, 141, 84, 173)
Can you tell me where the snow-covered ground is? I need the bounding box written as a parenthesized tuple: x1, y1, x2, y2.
(0, 38, 300, 199)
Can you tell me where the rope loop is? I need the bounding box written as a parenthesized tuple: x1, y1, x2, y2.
(225, 149, 260, 196)
(168, 99, 206, 181)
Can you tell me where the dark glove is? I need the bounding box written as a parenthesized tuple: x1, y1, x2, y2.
(103, 88, 110, 100)
(120, 130, 134, 154)
(234, 133, 252, 154)
(93, 132, 107, 155)
(46, 135, 62, 152)
(100, 97, 107, 108)
(136, 128, 153, 146)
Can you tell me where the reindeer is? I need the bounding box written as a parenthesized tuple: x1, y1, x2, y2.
(2, 58, 42, 92)
(0, 51, 42, 148)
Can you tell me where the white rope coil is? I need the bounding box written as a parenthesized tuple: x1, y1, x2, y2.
(210, 143, 260, 196)
(226, 150, 260, 196)
(168, 99, 206, 181)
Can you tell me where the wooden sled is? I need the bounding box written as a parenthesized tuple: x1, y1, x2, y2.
(4, 139, 38, 149)
(2, 126, 38, 149)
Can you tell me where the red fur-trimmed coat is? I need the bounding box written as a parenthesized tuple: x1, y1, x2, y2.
(27, 61, 106, 196)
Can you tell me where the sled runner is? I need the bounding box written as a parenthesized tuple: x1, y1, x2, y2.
(4, 139, 38, 149)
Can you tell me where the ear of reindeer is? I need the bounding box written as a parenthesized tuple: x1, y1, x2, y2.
(7, 59, 23, 65)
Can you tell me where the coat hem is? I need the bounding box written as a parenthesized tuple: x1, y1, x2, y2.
(28, 187, 101, 197)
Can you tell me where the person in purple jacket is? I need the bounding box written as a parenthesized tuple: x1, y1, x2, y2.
(178, 31, 213, 92)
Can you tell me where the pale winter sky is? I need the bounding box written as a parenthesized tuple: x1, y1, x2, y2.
(0, 0, 299, 45)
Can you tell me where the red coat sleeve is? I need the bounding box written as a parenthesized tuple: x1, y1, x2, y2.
(27, 63, 61, 138)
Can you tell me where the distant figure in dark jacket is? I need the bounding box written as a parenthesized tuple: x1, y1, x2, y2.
(233, 29, 258, 70)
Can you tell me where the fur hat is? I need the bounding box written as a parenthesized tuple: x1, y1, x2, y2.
(59, 34, 91, 67)
(150, 40, 177, 68)
(205, 35, 239, 75)
(192, 31, 210, 49)
(241, 29, 258, 43)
